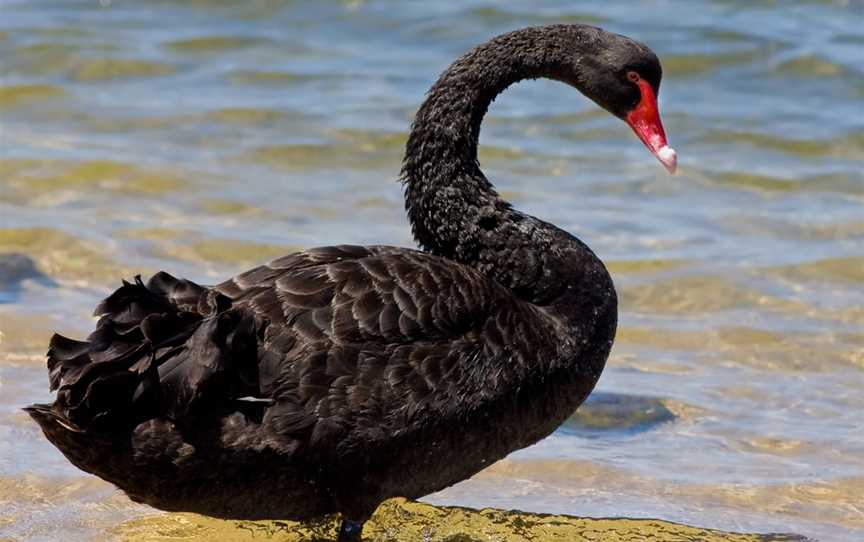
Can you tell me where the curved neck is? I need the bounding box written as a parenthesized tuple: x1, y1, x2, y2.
(401, 26, 612, 309)
(402, 27, 573, 208)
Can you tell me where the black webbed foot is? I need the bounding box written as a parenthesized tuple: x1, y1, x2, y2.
(337, 518, 364, 542)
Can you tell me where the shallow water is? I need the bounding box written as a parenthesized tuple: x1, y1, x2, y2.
(0, 1, 862, 541)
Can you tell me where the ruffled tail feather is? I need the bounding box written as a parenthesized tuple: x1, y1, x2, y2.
(39, 272, 259, 432)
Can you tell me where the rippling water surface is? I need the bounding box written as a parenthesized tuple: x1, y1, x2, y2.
(1, 1, 862, 541)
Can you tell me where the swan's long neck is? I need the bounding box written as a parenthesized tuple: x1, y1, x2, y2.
(401, 26, 615, 315)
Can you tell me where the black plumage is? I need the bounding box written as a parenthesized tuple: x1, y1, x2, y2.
(26, 24, 674, 541)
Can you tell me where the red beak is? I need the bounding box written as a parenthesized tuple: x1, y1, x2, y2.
(625, 79, 677, 174)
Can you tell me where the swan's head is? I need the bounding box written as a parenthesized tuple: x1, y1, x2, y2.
(568, 30, 677, 174)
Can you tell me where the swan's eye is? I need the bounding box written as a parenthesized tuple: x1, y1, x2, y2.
(627, 71, 640, 83)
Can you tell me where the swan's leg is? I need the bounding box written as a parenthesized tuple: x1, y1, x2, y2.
(337, 518, 364, 542)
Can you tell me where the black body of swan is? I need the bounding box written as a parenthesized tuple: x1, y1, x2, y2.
(27, 24, 676, 541)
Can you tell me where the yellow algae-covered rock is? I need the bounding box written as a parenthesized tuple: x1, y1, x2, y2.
(114, 498, 805, 542)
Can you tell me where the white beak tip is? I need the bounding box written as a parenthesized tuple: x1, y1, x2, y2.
(657, 145, 678, 175)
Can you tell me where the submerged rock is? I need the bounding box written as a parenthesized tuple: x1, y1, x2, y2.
(563, 392, 676, 435)
(0, 253, 54, 303)
(0, 253, 46, 287)
(114, 498, 807, 542)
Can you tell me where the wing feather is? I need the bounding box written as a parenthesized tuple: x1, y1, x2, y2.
(215, 245, 545, 451)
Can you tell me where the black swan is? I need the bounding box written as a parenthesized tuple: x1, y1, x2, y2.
(27, 24, 676, 541)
